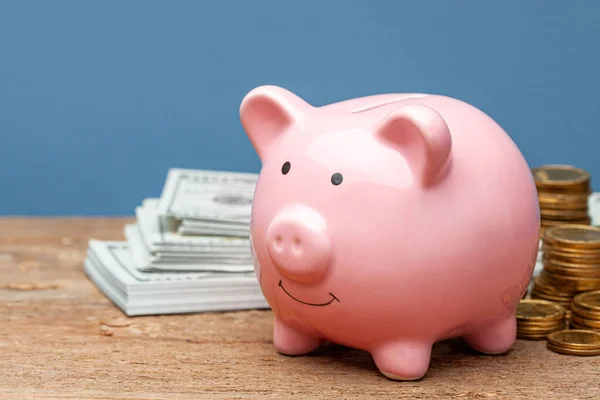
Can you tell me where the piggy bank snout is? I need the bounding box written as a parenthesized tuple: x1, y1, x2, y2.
(266, 206, 331, 284)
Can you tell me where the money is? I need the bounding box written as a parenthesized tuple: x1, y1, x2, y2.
(516, 299, 566, 340)
(157, 168, 257, 222)
(139, 199, 250, 249)
(570, 313, 600, 330)
(532, 164, 591, 193)
(125, 198, 253, 271)
(532, 165, 592, 238)
(149, 169, 257, 253)
(533, 225, 600, 308)
(125, 224, 253, 272)
(539, 270, 600, 292)
(538, 192, 590, 210)
(530, 277, 573, 308)
(570, 290, 600, 331)
(525, 187, 600, 356)
(83, 240, 267, 316)
(543, 258, 600, 278)
(534, 192, 600, 280)
(546, 330, 600, 356)
(83, 168, 268, 316)
(177, 219, 249, 237)
(544, 225, 600, 250)
(117, 168, 261, 274)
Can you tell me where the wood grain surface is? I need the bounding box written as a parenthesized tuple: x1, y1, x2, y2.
(0, 218, 599, 400)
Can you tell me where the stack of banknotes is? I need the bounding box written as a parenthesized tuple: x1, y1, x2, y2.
(84, 169, 269, 316)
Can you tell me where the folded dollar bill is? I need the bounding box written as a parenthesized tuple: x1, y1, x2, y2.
(125, 223, 253, 272)
(136, 198, 251, 252)
(157, 168, 257, 223)
(125, 196, 253, 272)
(177, 219, 250, 237)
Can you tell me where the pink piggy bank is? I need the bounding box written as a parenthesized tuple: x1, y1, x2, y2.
(239, 85, 540, 381)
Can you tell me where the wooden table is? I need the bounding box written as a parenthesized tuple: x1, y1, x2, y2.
(1, 218, 599, 400)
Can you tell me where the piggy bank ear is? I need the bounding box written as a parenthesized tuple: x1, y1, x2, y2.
(374, 104, 452, 187)
(240, 85, 311, 160)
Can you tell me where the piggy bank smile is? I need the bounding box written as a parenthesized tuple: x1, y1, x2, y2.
(278, 279, 340, 307)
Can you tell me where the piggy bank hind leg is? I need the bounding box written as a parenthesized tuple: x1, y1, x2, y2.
(372, 342, 433, 381)
(464, 315, 517, 355)
(273, 317, 324, 356)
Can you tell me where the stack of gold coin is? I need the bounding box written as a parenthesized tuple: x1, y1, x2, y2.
(570, 290, 600, 331)
(546, 329, 600, 356)
(516, 299, 566, 339)
(532, 225, 600, 309)
(532, 165, 591, 237)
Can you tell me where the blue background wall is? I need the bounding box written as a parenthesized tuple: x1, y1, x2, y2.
(1, 1, 599, 215)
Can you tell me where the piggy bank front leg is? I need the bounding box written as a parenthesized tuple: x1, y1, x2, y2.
(463, 315, 517, 355)
(273, 317, 325, 356)
(372, 341, 433, 381)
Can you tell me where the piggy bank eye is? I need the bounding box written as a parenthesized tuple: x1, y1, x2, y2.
(281, 161, 291, 175)
(331, 172, 343, 186)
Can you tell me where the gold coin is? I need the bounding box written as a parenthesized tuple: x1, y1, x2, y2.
(530, 291, 571, 301)
(518, 331, 555, 340)
(541, 219, 591, 228)
(570, 313, 600, 329)
(572, 290, 600, 312)
(518, 316, 567, 326)
(517, 324, 566, 334)
(569, 321, 599, 332)
(544, 249, 600, 265)
(538, 192, 589, 209)
(533, 165, 590, 185)
(532, 277, 575, 296)
(540, 203, 589, 212)
(539, 192, 589, 199)
(543, 243, 600, 256)
(531, 285, 574, 299)
(519, 335, 550, 340)
(530, 295, 572, 309)
(571, 304, 600, 321)
(517, 319, 566, 329)
(542, 244, 600, 264)
(543, 253, 600, 266)
(539, 270, 600, 291)
(530, 287, 574, 300)
(546, 341, 600, 356)
(540, 208, 590, 221)
(518, 319, 567, 328)
(547, 329, 600, 349)
(542, 258, 600, 278)
(543, 263, 600, 279)
(517, 299, 566, 321)
(531, 291, 575, 303)
(570, 321, 585, 329)
(544, 225, 600, 250)
(519, 334, 551, 340)
(538, 190, 590, 199)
